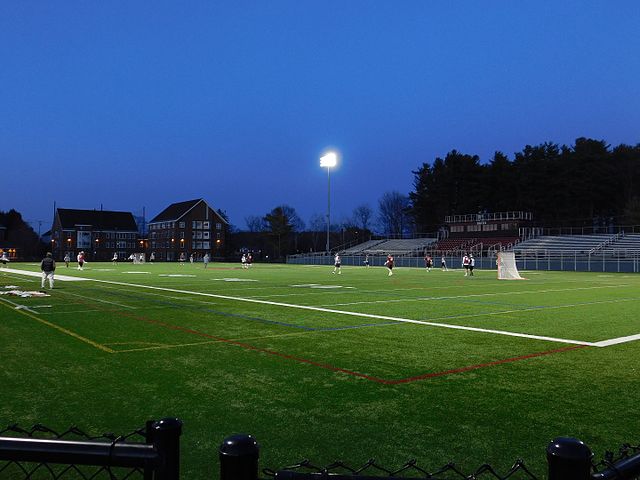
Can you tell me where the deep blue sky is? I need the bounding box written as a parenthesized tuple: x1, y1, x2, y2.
(2, 1, 639, 232)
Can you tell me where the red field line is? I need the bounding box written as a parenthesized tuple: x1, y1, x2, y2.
(113, 309, 588, 384)
(386, 345, 588, 384)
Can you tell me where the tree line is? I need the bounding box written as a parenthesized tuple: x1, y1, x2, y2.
(410, 138, 640, 232)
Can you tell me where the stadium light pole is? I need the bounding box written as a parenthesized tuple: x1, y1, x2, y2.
(320, 151, 338, 253)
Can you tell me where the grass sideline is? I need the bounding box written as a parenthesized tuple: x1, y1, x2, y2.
(1, 261, 639, 478)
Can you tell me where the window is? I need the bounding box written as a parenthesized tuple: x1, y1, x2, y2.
(203, 231, 210, 239)
(192, 221, 196, 229)
(179, 222, 185, 228)
(482, 224, 497, 231)
(203, 241, 210, 249)
(203, 221, 210, 229)
(180, 231, 185, 238)
(196, 221, 203, 229)
(450, 226, 464, 233)
(216, 223, 222, 230)
(467, 225, 482, 232)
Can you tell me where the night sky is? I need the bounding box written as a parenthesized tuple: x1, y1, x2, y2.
(2, 1, 639, 232)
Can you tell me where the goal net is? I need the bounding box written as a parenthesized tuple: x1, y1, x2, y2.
(497, 251, 525, 280)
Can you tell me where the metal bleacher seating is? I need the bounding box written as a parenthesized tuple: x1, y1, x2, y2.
(601, 233, 640, 255)
(344, 238, 437, 255)
(514, 234, 617, 254)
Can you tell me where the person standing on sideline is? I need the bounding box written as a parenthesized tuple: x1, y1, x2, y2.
(0, 251, 9, 268)
(469, 254, 475, 276)
(41, 252, 56, 290)
(64, 252, 71, 268)
(149, 252, 155, 263)
(77, 251, 85, 270)
(203, 253, 210, 268)
(333, 253, 342, 274)
(364, 254, 370, 268)
(385, 253, 394, 276)
(112, 252, 118, 265)
(462, 253, 470, 276)
(189, 253, 194, 264)
(441, 256, 448, 271)
(179, 252, 186, 265)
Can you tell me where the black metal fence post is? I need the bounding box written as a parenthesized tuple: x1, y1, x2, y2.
(151, 417, 183, 480)
(547, 437, 592, 480)
(219, 434, 259, 480)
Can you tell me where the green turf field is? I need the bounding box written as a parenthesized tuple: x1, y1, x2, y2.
(1, 261, 639, 478)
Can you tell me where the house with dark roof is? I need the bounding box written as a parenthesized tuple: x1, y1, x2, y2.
(148, 199, 228, 261)
(51, 208, 140, 261)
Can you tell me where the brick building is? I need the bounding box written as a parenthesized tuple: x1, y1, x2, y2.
(51, 208, 140, 261)
(148, 199, 228, 261)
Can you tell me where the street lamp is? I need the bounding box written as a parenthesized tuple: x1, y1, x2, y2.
(320, 151, 338, 252)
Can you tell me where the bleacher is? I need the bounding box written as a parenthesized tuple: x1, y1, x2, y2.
(602, 233, 640, 255)
(429, 238, 477, 253)
(342, 239, 386, 254)
(475, 236, 521, 250)
(514, 234, 616, 254)
(345, 238, 437, 255)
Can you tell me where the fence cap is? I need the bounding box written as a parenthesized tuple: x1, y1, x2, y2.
(547, 437, 593, 460)
(152, 417, 183, 435)
(219, 434, 259, 457)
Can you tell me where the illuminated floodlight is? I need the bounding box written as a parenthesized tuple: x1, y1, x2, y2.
(320, 150, 340, 252)
(320, 152, 338, 168)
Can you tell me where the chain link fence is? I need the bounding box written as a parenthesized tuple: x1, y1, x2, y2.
(0, 418, 181, 479)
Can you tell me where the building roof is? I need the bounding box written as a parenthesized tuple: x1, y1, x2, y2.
(57, 208, 138, 231)
(149, 199, 228, 224)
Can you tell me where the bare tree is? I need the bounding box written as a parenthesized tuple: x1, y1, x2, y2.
(245, 215, 265, 232)
(352, 204, 373, 231)
(378, 191, 411, 237)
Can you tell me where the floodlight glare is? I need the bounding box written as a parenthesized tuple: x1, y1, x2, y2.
(320, 152, 338, 168)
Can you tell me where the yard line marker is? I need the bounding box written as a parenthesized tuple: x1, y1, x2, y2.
(0, 297, 114, 353)
(87, 278, 596, 347)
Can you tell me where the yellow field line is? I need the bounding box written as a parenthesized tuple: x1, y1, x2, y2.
(0, 298, 114, 354)
(114, 340, 219, 353)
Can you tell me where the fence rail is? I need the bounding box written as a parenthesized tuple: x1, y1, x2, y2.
(0, 418, 182, 479)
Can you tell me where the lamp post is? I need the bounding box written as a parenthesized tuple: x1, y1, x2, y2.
(320, 151, 338, 253)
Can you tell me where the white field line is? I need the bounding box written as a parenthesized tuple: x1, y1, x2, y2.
(87, 278, 596, 347)
(39, 310, 104, 315)
(0, 296, 39, 313)
(1, 268, 89, 282)
(5, 268, 638, 348)
(319, 284, 630, 307)
(594, 333, 640, 347)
